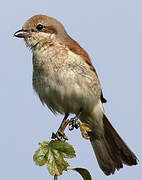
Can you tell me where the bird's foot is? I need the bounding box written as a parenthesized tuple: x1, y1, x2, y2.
(68, 110, 82, 131)
(51, 130, 68, 141)
(68, 116, 80, 131)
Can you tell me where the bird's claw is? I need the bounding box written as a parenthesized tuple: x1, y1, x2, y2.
(69, 117, 80, 131)
(51, 131, 68, 141)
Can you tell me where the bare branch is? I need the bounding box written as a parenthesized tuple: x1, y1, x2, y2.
(54, 174, 58, 180)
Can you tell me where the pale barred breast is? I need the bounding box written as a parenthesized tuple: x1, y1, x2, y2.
(32, 43, 68, 92)
(32, 44, 101, 113)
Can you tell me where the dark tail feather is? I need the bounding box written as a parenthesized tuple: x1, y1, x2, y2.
(89, 114, 138, 175)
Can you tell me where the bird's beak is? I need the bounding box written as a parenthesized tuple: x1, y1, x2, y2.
(14, 29, 31, 38)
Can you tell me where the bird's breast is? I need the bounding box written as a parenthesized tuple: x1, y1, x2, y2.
(32, 46, 101, 114)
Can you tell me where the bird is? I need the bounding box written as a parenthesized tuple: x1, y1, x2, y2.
(14, 14, 138, 175)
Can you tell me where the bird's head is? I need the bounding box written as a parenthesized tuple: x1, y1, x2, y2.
(14, 14, 66, 49)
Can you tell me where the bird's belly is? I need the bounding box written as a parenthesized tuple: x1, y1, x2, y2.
(33, 70, 98, 114)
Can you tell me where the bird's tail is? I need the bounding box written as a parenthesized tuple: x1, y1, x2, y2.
(89, 113, 138, 175)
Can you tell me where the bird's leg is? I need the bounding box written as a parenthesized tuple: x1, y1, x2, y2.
(52, 113, 70, 140)
(69, 109, 82, 131)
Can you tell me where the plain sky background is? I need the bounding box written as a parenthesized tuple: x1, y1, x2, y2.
(1, 0, 141, 180)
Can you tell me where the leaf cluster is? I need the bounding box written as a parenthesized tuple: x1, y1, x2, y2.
(33, 140, 76, 176)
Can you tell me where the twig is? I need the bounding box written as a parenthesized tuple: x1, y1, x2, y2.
(54, 174, 58, 180)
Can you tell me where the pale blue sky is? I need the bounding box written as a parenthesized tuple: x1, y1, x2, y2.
(1, 0, 141, 180)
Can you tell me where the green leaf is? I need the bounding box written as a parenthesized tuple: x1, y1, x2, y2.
(50, 140, 76, 158)
(79, 123, 92, 140)
(68, 168, 92, 180)
(33, 141, 49, 166)
(33, 140, 76, 176)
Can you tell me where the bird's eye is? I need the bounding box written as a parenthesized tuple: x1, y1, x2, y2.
(36, 24, 44, 30)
